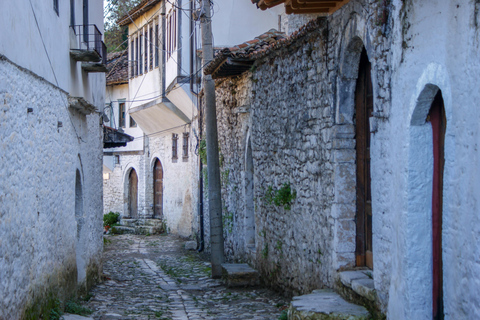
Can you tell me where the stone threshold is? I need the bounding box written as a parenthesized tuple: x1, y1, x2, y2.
(338, 270, 375, 301)
(288, 289, 370, 320)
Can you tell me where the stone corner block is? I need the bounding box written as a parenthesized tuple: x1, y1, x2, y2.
(221, 263, 259, 288)
(185, 241, 198, 250)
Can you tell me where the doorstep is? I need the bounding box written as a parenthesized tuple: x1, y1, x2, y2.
(339, 270, 375, 301)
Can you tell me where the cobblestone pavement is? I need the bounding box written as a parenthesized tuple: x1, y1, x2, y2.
(84, 234, 289, 320)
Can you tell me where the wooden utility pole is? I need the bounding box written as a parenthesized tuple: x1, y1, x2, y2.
(200, 0, 224, 278)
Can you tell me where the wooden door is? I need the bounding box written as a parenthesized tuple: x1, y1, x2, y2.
(129, 169, 138, 218)
(355, 48, 374, 269)
(430, 91, 445, 320)
(153, 159, 163, 218)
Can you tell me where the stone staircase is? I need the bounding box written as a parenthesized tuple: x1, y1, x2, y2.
(111, 218, 165, 235)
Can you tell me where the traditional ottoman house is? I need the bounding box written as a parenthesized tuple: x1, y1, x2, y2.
(103, 0, 282, 238)
(204, 0, 480, 319)
(0, 0, 106, 318)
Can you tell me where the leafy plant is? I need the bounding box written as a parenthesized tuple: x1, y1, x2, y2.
(103, 211, 120, 228)
(265, 183, 297, 210)
(64, 300, 93, 316)
(48, 299, 62, 320)
(262, 243, 269, 259)
(278, 310, 288, 320)
(199, 139, 207, 164)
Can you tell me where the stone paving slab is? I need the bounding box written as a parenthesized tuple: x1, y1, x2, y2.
(288, 289, 370, 320)
(81, 234, 288, 320)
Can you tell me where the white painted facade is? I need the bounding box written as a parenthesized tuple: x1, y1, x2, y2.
(0, 0, 105, 318)
(103, 0, 280, 238)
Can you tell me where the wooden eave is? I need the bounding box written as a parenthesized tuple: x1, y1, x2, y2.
(257, 0, 350, 14)
(211, 58, 254, 79)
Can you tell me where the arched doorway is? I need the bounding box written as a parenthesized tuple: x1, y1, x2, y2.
(153, 159, 163, 219)
(355, 48, 373, 269)
(429, 91, 446, 320)
(128, 169, 138, 218)
(244, 135, 255, 251)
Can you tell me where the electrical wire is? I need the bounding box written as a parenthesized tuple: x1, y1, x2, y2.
(28, 0, 85, 143)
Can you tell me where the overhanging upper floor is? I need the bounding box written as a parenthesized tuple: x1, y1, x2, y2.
(251, 0, 350, 14)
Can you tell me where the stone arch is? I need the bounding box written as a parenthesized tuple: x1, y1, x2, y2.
(403, 63, 453, 319)
(332, 14, 376, 270)
(152, 157, 164, 219)
(75, 167, 86, 285)
(123, 166, 139, 218)
(244, 131, 255, 252)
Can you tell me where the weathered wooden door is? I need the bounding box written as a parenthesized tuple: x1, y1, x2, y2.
(355, 48, 373, 269)
(153, 159, 163, 218)
(129, 169, 138, 218)
(430, 91, 445, 320)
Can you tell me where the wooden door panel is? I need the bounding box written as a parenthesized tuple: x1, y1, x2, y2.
(430, 92, 445, 320)
(129, 169, 138, 218)
(355, 48, 373, 268)
(154, 159, 163, 218)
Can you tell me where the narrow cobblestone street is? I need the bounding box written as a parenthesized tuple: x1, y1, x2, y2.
(84, 234, 288, 320)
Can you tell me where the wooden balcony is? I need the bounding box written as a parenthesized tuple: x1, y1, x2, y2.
(70, 24, 108, 72)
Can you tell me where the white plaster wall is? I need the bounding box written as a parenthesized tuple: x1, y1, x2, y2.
(105, 84, 144, 152)
(382, 1, 480, 319)
(0, 0, 105, 112)
(211, 0, 283, 46)
(0, 56, 103, 319)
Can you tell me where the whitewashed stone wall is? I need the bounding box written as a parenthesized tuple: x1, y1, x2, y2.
(0, 56, 103, 319)
(103, 125, 200, 238)
(210, 0, 480, 318)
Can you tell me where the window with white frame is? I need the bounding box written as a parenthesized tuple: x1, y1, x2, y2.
(166, 7, 177, 60)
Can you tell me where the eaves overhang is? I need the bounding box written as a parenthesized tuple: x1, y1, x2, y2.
(252, 0, 350, 14)
(129, 97, 190, 135)
(118, 0, 161, 27)
(103, 126, 135, 148)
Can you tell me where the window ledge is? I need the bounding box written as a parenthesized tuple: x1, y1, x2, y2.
(338, 270, 375, 301)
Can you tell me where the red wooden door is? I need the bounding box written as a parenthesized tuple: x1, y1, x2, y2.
(129, 169, 138, 218)
(430, 92, 445, 320)
(153, 159, 163, 219)
(355, 48, 374, 269)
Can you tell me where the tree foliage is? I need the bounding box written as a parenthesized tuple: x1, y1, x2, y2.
(104, 0, 141, 53)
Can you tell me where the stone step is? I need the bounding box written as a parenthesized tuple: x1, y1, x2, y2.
(221, 263, 260, 287)
(339, 270, 375, 302)
(111, 225, 162, 235)
(120, 218, 165, 229)
(288, 289, 370, 320)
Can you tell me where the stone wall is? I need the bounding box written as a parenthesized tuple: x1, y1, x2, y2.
(208, 0, 480, 318)
(207, 0, 394, 308)
(0, 56, 103, 319)
(103, 125, 200, 238)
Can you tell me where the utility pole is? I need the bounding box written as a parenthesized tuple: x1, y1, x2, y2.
(200, 0, 224, 278)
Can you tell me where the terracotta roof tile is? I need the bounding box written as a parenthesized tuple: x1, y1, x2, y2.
(106, 50, 129, 86)
(204, 17, 327, 78)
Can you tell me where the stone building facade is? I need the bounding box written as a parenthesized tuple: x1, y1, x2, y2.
(204, 0, 480, 318)
(0, 1, 106, 319)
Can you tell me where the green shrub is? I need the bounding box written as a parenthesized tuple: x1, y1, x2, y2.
(265, 183, 297, 210)
(64, 300, 93, 316)
(103, 211, 120, 227)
